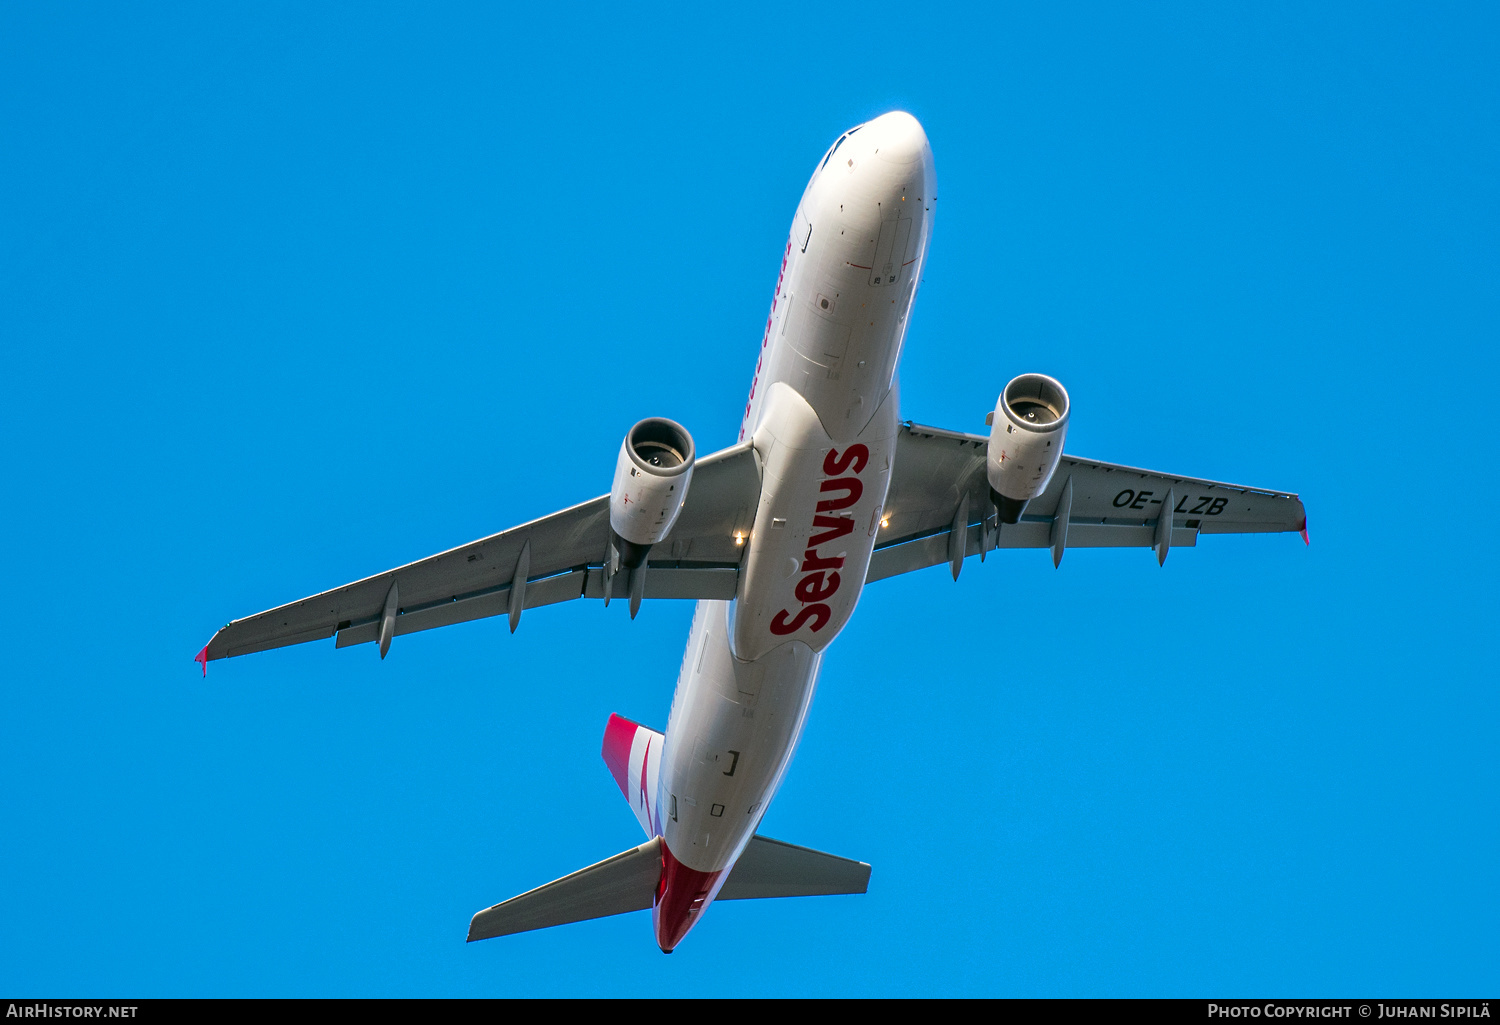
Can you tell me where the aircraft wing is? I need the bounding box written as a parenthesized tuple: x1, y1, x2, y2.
(869, 421, 1307, 581)
(197, 442, 762, 669)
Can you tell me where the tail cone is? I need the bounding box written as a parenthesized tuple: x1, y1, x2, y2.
(653, 842, 725, 953)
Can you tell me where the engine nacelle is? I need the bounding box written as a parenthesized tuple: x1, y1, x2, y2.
(986, 373, 1070, 523)
(609, 417, 696, 565)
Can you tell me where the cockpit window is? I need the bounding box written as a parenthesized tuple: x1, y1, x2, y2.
(817, 125, 865, 172)
(820, 135, 845, 171)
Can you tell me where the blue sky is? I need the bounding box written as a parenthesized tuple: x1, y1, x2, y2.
(2, 1, 1496, 997)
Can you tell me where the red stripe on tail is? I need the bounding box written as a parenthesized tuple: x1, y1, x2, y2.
(601, 713, 641, 800)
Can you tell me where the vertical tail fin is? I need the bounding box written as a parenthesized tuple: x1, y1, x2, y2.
(601, 713, 665, 838)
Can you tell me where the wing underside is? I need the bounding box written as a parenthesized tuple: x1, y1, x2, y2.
(869, 421, 1306, 581)
(199, 442, 762, 666)
(198, 422, 1305, 668)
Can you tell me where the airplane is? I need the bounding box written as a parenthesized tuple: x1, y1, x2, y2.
(195, 111, 1307, 953)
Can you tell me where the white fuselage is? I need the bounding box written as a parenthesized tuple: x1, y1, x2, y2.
(649, 112, 935, 948)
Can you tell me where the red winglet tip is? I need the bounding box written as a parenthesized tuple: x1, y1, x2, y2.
(1300, 518, 1310, 546)
(194, 645, 209, 677)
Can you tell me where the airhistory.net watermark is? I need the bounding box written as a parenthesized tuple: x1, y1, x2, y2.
(5, 1006, 138, 1018)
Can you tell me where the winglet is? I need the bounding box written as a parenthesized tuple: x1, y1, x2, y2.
(1300, 517, 1310, 546)
(194, 644, 209, 677)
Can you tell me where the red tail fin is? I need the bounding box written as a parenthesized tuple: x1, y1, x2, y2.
(600, 713, 665, 838)
(601, 713, 638, 798)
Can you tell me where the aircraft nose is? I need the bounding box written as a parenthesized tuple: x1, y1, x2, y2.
(863, 110, 930, 167)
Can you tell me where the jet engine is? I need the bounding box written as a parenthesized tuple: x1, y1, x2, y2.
(609, 417, 696, 568)
(986, 373, 1070, 523)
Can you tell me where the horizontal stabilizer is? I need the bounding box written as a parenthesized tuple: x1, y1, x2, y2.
(466, 834, 870, 942)
(467, 837, 661, 942)
(719, 835, 871, 901)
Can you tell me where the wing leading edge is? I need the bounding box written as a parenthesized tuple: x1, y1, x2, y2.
(870, 421, 1306, 582)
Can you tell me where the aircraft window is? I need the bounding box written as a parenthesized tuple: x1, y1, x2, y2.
(820, 135, 846, 171)
(818, 126, 864, 171)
